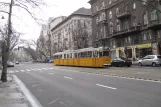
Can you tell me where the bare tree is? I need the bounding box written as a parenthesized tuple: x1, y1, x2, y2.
(23, 46, 37, 61)
(0, 0, 45, 82)
(36, 35, 50, 61)
(134, 0, 161, 13)
(72, 20, 89, 49)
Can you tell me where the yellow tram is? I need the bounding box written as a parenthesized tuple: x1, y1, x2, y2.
(53, 47, 111, 67)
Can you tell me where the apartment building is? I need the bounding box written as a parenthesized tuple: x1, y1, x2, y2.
(50, 8, 92, 54)
(89, 0, 161, 60)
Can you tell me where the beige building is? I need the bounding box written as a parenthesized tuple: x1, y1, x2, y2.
(51, 7, 92, 54)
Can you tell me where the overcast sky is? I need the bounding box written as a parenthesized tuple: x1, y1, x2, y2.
(9, 0, 90, 41)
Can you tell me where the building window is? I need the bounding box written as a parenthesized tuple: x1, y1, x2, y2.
(128, 36, 131, 43)
(109, 22, 114, 34)
(125, 21, 129, 29)
(157, 30, 161, 38)
(116, 20, 120, 31)
(116, 8, 119, 15)
(125, 38, 128, 44)
(158, 0, 161, 5)
(109, 11, 112, 19)
(143, 12, 149, 25)
(96, 17, 99, 24)
(117, 24, 120, 31)
(133, 3, 136, 9)
(142, 0, 147, 5)
(143, 33, 147, 40)
(102, 1, 105, 9)
(147, 33, 152, 40)
(96, 5, 98, 12)
(151, 10, 158, 21)
(109, 0, 112, 5)
(101, 12, 106, 20)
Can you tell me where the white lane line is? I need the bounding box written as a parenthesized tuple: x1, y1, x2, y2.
(49, 68, 53, 70)
(15, 70, 19, 73)
(26, 69, 31, 71)
(49, 73, 54, 75)
(64, 76, 73, 80)
(96, 84, 117, 90)
(9, 71, 14, 73)
(48, 98, 60, 105)
(32, 83, 42, 88)
(20, 70, 25, 72)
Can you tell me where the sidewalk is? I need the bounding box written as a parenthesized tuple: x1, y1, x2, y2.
(0, 72, 29, 107)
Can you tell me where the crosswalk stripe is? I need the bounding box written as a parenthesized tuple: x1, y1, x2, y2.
(15, 71, 19, 73)
(26, 69, 31, 71)
(20, 70, 25, 72)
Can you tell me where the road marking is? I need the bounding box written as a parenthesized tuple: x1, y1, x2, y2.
(42, 68, 47, 70)
(64, 76, 73, 80)
(20, 70, 25, 72)
(15, 70, 19, 73)
(32, 83, 42, 88)
(37, 69, 42, 71)
(26, 69, 31, 71)
(96, 84, 117, 90)
(49, 73, 54, 75)
(9, 71, 14, 73)
(49, 68, 54, 69)
(48, 98, 60, 105)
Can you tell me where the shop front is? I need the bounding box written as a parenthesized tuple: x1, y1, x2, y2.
(116, 47, 133, 60)
(135, 43, 152, 59)
(158, 42, 161, 55)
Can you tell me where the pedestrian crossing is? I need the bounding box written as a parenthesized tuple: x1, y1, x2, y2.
(8, 67, 55, 74)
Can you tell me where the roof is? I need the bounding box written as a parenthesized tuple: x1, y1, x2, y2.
(51, 7, 91, 32)
(88, 0, 97, 4)
(72, 7, 91, 16)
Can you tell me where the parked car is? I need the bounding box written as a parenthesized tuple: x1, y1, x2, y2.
(111, 57, 132, 67)
(138, 55, 161, 67)
(15, 61, 19, 64)
(7, 61, 14, 67)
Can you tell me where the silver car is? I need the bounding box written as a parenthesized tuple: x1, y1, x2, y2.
(138, 55, 161, 67)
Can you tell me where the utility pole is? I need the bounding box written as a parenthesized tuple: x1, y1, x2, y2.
(1, 0, 13, 82)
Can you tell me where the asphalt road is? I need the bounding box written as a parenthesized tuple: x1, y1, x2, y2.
(8, 63, 161, 107)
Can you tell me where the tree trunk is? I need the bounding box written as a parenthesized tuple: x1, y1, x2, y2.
(1, 0, 13, 82)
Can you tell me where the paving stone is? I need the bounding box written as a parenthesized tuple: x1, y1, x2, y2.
(0, 98, 25, 104)
(0, 104, 28, 107)
(0, 93, 23, 99)
(0, 88, 18, 93)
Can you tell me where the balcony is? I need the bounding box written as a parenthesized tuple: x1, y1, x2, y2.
(148, 20, 161, 29)
(97, 18, 108, 25)
(113, 26, 141, 37)
(117, 11, 131, 20)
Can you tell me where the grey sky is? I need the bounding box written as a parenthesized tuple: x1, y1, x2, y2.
(10, 0, 90, 40)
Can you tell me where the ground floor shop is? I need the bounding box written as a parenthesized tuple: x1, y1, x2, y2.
(110, 43, 160, 60)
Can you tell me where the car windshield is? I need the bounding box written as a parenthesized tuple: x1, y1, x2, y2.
(157, 56, 161, 59)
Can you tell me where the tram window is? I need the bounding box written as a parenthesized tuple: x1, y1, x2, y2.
(67, 54, 69, 59)
(64, 54, 66, 59)
(103, 51, 109, 56)
(74, 53, 77, 58)
(81, 52, 84, 58)
(94, 51, 98, 57)
(70, 53, 72, 58)
(78, 53, 81, 58)
(99, 51, 103, 57)
(83, 52, 86, 58)
(87, 51, 92, 57)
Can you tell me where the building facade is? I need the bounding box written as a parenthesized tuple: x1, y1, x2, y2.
(89, 0, 161, 60)
(51, 8, 92, 54)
